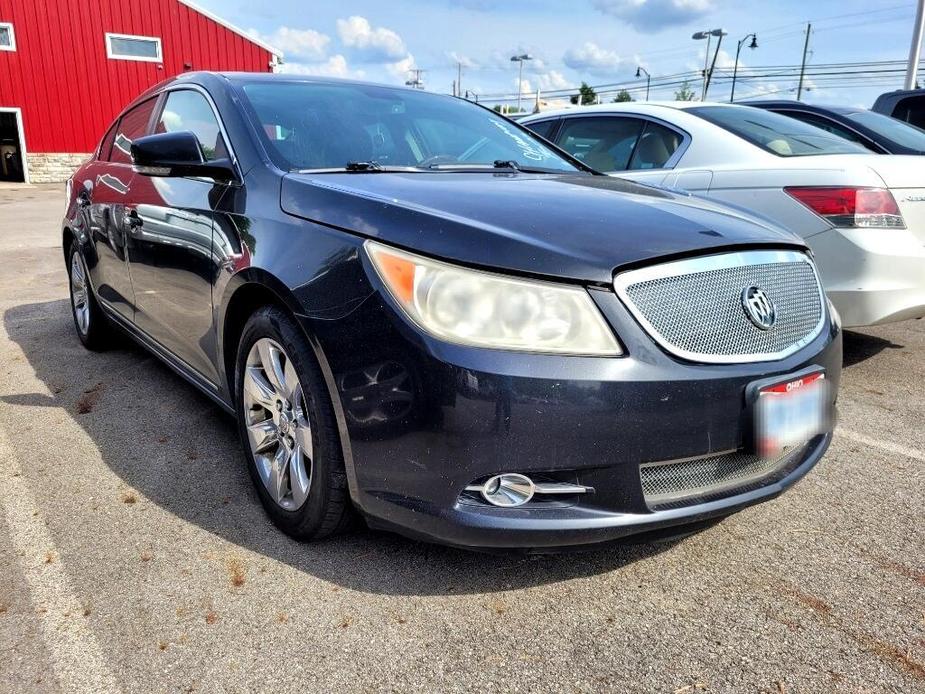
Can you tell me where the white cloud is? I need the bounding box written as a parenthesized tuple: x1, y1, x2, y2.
(447, 51, 479, 69)
(563, 42, 622, 73)
(593, 0, 715, 32)
(250, 26, 330, 62)
(537, 70, 571, 91)
(387, 53, 418, 80)
(277, 55, 361, 79)
(337, 16, 407, 62)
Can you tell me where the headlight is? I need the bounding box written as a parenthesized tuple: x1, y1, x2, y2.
(365, 241, 622, 356)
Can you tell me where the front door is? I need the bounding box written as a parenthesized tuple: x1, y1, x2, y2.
(129, 88, 233, 386)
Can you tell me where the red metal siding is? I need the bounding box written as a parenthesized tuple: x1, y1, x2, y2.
(0, 0, 275, 153)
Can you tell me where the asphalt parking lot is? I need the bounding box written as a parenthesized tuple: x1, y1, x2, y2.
(0, 184, 922, 694)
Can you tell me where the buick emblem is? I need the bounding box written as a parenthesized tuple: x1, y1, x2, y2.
(742, 286, 776, 330)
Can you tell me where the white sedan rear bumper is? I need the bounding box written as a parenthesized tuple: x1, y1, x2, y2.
(807, 227, 925, 327)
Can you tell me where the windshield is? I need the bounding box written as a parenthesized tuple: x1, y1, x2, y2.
(689, 106, 869, 157)
(239, 81, 582, 173)
(844, 109, 925, 151)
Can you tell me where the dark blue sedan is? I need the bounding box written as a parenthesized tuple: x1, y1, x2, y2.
(62, 73, 840, 550)
(747, 100, 925, 155)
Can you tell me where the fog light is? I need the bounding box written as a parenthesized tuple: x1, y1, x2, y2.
(475, 473, 535, 507)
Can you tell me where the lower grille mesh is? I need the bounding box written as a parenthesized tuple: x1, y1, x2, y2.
(640, 447, 802, 507)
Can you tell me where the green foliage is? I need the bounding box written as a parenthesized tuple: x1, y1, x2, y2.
(612, 89, 633, 103)
(674, 80, 696, 101)
(570, 82, 598, 105)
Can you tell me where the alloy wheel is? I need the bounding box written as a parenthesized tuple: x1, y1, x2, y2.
(243, 338, 313, 511)
(70, 251, 91, 336)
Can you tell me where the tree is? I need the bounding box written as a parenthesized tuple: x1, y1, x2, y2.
(674, 80, 696, 101)
(492, 104, 523, 114)
(612, 89, 633, 103)
(570, 82, 597, 105)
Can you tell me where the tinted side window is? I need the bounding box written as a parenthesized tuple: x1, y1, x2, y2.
(628, 121, 683, 170)
(779, 111, 868, 145)
(98, 122, 118, 161)
(525, 119, 557, 140)
(109, 98, 158, 164)
(555, 117, 645, 171)
(894, 96, 925, 130)
(156, 90, 227, 161)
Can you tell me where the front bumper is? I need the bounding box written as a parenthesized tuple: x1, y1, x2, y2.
(808, 226, 925, 326)
(306, 278, 842, 550)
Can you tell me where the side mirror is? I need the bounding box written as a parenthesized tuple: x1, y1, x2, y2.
(131, 131, 236, 181)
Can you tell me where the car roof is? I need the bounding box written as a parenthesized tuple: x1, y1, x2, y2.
(743, 100, 862, 116)
(520, 101, 712, 120)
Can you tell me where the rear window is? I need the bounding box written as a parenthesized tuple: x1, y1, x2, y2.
(844, 110, 925, 152)
(689, 106, 868, 157)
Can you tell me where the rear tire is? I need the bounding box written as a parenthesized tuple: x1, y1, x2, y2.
(235, 305, 352, 540)
(67, 242, 112, 351)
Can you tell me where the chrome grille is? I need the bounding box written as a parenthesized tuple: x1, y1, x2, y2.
(614, 250, 825, 363)
(640, 447, 803, 508)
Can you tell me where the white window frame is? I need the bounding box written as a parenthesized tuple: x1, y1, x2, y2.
(105, 32, 162, 63)
(0, 22, 15, 52)
(0, 107, 30, 183)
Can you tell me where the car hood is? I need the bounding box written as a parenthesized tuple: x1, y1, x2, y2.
(281, 172, 803, 283)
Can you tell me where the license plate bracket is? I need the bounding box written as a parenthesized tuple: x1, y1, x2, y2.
(748, 367, 831, 458)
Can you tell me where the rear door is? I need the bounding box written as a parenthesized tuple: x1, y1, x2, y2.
(81, 97, 158, 322)
(128, 87, 233, 385)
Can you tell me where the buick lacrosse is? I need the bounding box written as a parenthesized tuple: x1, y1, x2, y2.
(63, 73, 840, 549)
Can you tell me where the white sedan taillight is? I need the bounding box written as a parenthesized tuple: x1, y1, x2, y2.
(785, 186, 906, 229)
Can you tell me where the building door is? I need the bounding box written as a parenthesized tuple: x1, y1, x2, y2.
(0, 110, 25, 182)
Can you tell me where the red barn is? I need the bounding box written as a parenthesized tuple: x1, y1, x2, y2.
(0, 0, 281, 183)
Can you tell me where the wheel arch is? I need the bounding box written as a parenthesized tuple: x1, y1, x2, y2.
(218, 271, 360, 499)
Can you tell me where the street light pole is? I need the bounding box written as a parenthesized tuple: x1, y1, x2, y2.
(906, 0, 925, 88)
(693, 29, 725, 100)
(730, 33, 757, 103)
(636, 66, 650, 100)
(510, 54, 532, 113)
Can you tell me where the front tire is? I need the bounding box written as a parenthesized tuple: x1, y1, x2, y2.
(68, 242, 111, 351)
(235, 306, 352, 540)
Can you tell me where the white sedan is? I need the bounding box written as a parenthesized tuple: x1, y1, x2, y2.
(521, 103, 925, 327)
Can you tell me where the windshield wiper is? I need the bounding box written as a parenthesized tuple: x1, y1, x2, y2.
(344, 160, 385, 172)
(424, 161, 582, 174)
(493, 159, 521, 171)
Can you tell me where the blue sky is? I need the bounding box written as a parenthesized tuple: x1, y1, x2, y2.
(199, 0, 918, 108)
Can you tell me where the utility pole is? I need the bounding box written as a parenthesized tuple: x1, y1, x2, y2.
(452, 79, 456, 97)
(905, 0, 925, 89)
(797, 23, 812, 100)
(405, 68, 426, 89)
(701, 34, 712, 100)
(703, 31, 726, 100)
(457, 61, 463, 97)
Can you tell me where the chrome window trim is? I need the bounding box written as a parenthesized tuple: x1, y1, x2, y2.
(613, 249, 827, 364)
(155, 84, 242, 182)
(547, 112, 692, 172)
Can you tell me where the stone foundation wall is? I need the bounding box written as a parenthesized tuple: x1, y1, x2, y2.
(26, 153, 93, 183)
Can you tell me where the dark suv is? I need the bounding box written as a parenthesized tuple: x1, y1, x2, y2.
(63, 73, 840, 550)
(873, 89, 925, 130)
